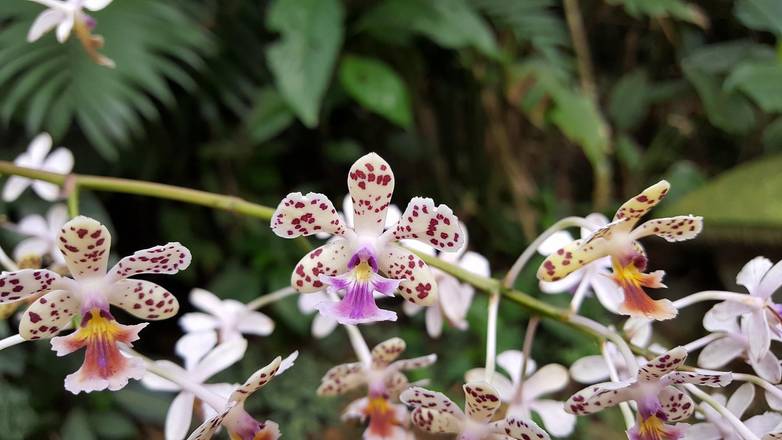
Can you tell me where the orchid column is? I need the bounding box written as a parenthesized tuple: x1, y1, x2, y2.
(270, 152, 465, 324)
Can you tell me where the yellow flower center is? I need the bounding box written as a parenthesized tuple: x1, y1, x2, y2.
(636, 415, 674, 440)
(354, 261, 373, 282)
(365, 396, 398, 437)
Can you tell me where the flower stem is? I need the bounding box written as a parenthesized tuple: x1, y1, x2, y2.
(0, 334, 25, 351)
(602, 342, 635, 429)
(67, 181, 79, 218)
(246, 287, 297, 311)
(673, 291, 761, 309)
(684, 384, 760, 440)
(682, 332, 723, 353)
(511, 316, 539, 405)
(484, 289, 501, 380)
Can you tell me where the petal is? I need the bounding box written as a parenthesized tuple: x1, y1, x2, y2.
(402, 300, 422, 316)
(383, 197, 465, 253)
(746, 413, 782, 436)
(193, 338, 248, 382)
(166, 392, 195, 440)
(464, 368, 515, 402)
(766, 386, 782, 411)
(229, 355, 282, 403)
(41, 147, 74, 174)
(270, 192, 348, 238)
(591, 272, 624, 313)
(569, 355, 610, 384)
(291, 240, 351, 293)
(342, 397, 368, 422)
(32, 181, 65, 201)
(27, 133, 53, 162)
(347, 153, 395, 237)
(83, 0, 113, 11)
(371, 337, 406, 368)
(235, 311, 275, 336)
(107, 242, 192, 280)
(385, 204, 402, 229)
(697, 337, 745, 369)
(278, 351, 298, 376)
(523, 364, 569, 401)
(496, 350, 536, 386)
(565, 380, 634, 415)
(495, 416, 552, 440)
(2, 176, 31, 202)
(658, 386, 695, 422)
(389, 353, 437, 372)
(13, 237, 50, 261)
(0, 268, 62, 304)
(377, 244, 438, 306)
(624, 317, 653, 347)
(439, 280, 472, 330)
(463, 381, 501, 422)
(682, 423, 721, 440)
(539, 273, 581, 294)
(757, 259, 782, 299)
(27, 10, 64, 41)
(188, 288, 224, 316)
(400, 386, 464, 417)
(458, 251, 491, 277)
(57, 216, 111, 279)
(703, 305, 742, 332)
(737, 256, 773, 295)
(425, 304, 443, 338)
(752, 350, 782, 383)
(141, 360, 184, 392)
(743, 310, 770, 363)
(613, 180, 670, 227)
(317, 362, 366, 396)
(298, 291, 327, 313)
(537, 231, 575, 256)
(727, 382, 755, 419)
(410, 407, 462, 434)
(639, 347, 688, 382)
(529, 399, 575, 437)
(185, 405, 232, 440)
(311, 314, 338, 338)
(175, 331, 217, 371)
(179, 313, 219, 334)
(18, 289, 76, 340)
(107, 279, 179, 320)
(664, 370, 732, 388)
(16, 214, 49, 237)
(630, 215, 703, 242)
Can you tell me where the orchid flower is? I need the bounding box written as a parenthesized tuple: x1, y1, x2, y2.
(179, 288, 274, 342)
(685, 383, 782, 440)
(537, 213, 623, 312)
(142, 333, 247, 440)
(466, 350, 575, 437)
(27, 0, 115, 67)
(10, 204, 68, 267)
(271, 153, 465, 324)
(402, 230, 489, 338)
(0, 215, 191, 393)
(538, 181, 703, 320)
(400, 381, 551, 440)
(185, 353, 297, 440)
(703, 256, 782, 368)
(318, 337, 436, 439)
(571, 317, 653, 384)
(2, 133, 73, 202)
(698, 302, 781, 383)
(566, 347, 732, 440)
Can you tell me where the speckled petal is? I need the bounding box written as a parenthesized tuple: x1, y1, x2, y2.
(107, 243, 192, 280)
(630, 216, 703, 242)
(57, 216, 111, 279)
(291, 240, 351, 293)
(410, 407, 462, 434)
(638, 347, 688, 382)
(494, 416, 551, 440)
(565, 381, 634, 415)
(317, 362, 366, 396)
(613, 180, 670, 227)
(400, 386, 464, 417)
(377, 244, 437, 306)
(19, 289, 77, 340)
(185, 405, 233, 440)
(271, 192, 347, 238)
(663, 370, 732, 388)
(383, 197, 464, 252)
(347, 153, 395, 237)
(371, 337, 406, 368)
(229, 356, 282, 403)
(108, 279, 179, 320)
(0, 268, 61, 304)
(658, 386, 695, 422)
(463, 381, 501, 422)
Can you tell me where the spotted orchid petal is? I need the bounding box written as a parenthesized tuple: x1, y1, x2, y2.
(108, 279, 179, 320)
(389, 354, 437, 372)
(51, 308, 147, 394)
(463, 368, 516, 402)
(271, 192, 348, 238)
(317, 362, 366, 396)
(630, 216, 703, 243)
(378, 243, 437, 306)
(410, 407, 462, 434)
(230, 356, 282, 403)
(663, 370, 732, 388)
(19, 289, 77, 340)
(0, 268, 61, 304)
(347, 153, 395, 237)
(186, 404, 233, 440)
(565, 380, 635, 415)
(493, 417, 551, 440)
(536, 234, 606, 282)
(400, 386, 464, 417)
(463, 381, 501, 422)
(613, 180, 671, 227)
(763, 433, 782, 440)
(383, 197, 465, 252)
(639, 347, 688, 382)
(107, 243, 192, 281)
(657, 386, 695, 422)
(371, 337, 406, 368)
(56, 216, 111, 279)
(291, 240, 350, 292)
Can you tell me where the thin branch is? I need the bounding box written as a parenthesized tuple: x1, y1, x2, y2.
(684, 384, 760, 440)
(0, 334, 25, 351)
(246, 287, 297, 311)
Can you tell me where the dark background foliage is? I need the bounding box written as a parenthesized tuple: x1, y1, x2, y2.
(1, 0, 781, 438)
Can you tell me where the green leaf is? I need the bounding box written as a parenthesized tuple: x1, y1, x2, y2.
(682, 40, 775, 74)
(245, 87, 295, 144)
(359, 0, 499, 58)
(763, 118, 782, 152)
(736, 0, 782, 36)
(682, 63, 756, 134)
(549, 88, 611, 167)
(608, 70, 650, 131)
(606, 0, 708, 27)
(265, 0, 344, 128)
(338, 55, 412, 127)
(725, 60, 782, 113)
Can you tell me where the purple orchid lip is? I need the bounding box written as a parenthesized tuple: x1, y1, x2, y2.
(348, 246, 378, 271)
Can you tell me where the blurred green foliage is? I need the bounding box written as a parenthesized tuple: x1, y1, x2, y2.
(1, 0, 782, 438)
